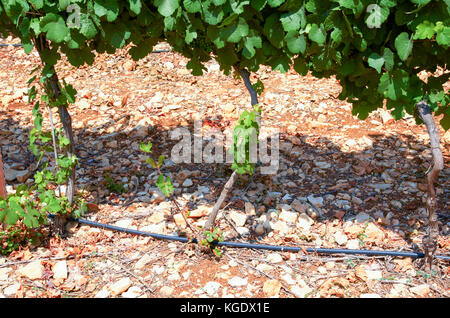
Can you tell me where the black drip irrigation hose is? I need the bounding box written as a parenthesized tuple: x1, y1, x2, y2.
(48, 214, 450, 261)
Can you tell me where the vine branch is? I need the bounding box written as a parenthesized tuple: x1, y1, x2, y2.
(416, 101, 444, 270)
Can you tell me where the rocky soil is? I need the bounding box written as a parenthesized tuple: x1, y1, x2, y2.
(0, 36, 449, 298)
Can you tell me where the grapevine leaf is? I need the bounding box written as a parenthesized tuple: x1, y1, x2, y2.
(156, 174, 174, 197)
(368, 53, 384, 73)
(394, 32, 413, 62)
(155, 0, 180, 17)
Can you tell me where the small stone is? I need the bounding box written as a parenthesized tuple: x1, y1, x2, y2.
(230, 211, 247, 227)
(5, 168, 28, 182)
(410, 284, 430, 297)
(244, 202, 256, 215)
(148, 211, 166, 224)
(223, 104, 235, 113)
(334, 230, 348, 245)
(114, 219, 134, 229)
(95, 288, 110, 298)
(345, 239, 360, 249)
(109, 277, 132, 296)
(390, 283, 408, 297)
(17, 261, 44, 280)
(105, 140, 118, 148)
(367, 183, 392, 190)
(3, 284, 21, 297)
(168, 272, 181, 281)
(228, 276, 248, 287)
(307, 195, 324, 207)
(182, 178, 193, 187)
(267, 253, 283, 264)
(297, 213, 314, 230)
(351, 196, 363, 205)
(317, 114, 327, 123)
(345, 139, 358, 148)
(256, 264, 274, 272)
(281, 273, 296, 285)
(355, 212, 371, 223)
(364, 223, 385, 243)
(254, 223, 265, 235)
(0, 267, 11, 281)
(263, 279, 282, 297)
(202, 281, 221, 296)
(236, 226, 250, 236)
(159, 286, 174, 297)
(135, 125, 148, 138)
(149, 189, 167, 203)
(122, 286, 143, 298)
(52, 260, 68, 280)
(271, 220, 290, 235)
(123, 60, 135, 71)
(291, 285, 313, 298)
(379, 109, 394, 124)
(189, 205, 210, 218)
(391, 200, 402, 209)
(291, 199, 305, 213)
(173, 213, 187, 228)
(366, 269, 383, 280)
(135, 254, 153, 270)
(76, 99, 90, 109)
(164, 61, 174, 70)
(314, 161, 331, 169)
(278, 211, 298, 224)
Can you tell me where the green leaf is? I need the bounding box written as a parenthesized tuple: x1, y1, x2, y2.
(436, 26, 450, 47)
(308, 23, 326, 45)
(382, 48, 394, 71)
(414, 20, 435, 40)
(368, 53, 384, 73)
(220, 17, 249, 43)
(251, 0, 267, 10)
(156, 174, 174, 197)
(394, 32, 413, 62)
(58, 0, 70, 10)
(280, 8, 303, 32)
(79, 14, 98, 39)
(285, 32, 306, 54)
(129, 0, 142, 15)
(365, 5, 389, 29)
(440, 112, 450, 131)
(268, 0, 285, 7)
(29, 0, 44, 10)
(158, 155, 165, 167)
(378, 70, 410, 101)
(154, 0, 180, 17)
(94, 0, 120, 22)
(146, 157, 157, 168)
(6, 197, 24, 225)
(40, 13, 70, 43)
(242, 33, 262, 59)
(140, 141, 152, 153)
(183, 0, 202, 13)
(293, 56, 308, 75)
(263, 13, 284, 48)
(47, 199, 62, 213)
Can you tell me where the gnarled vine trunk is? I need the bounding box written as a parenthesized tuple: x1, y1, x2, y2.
(416, 101, 444, 270)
